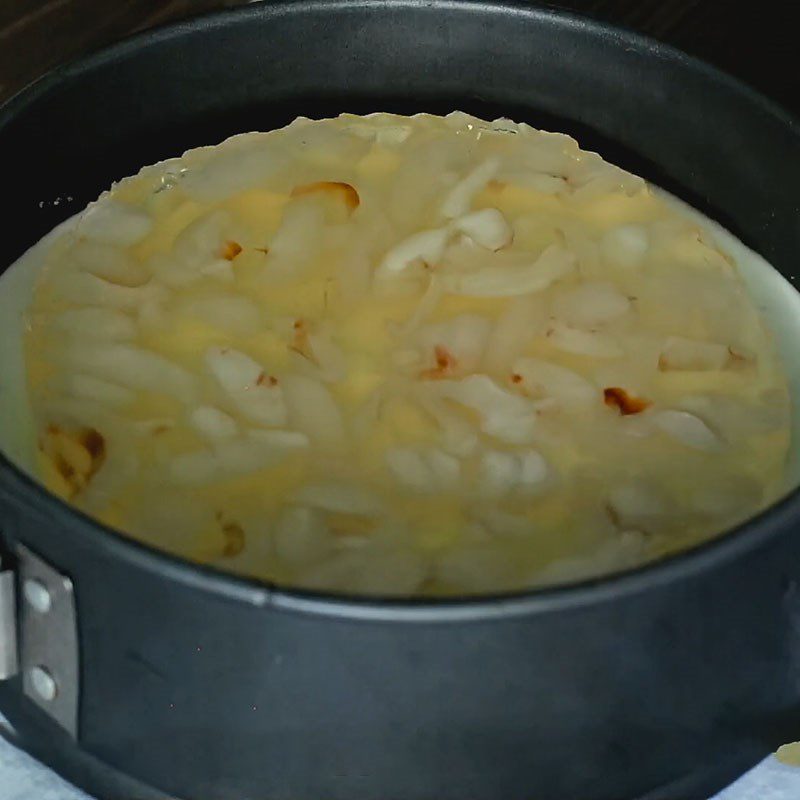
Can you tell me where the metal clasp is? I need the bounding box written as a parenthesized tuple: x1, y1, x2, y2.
(0, 545, 79, 738)
(0, 558, 17, 680)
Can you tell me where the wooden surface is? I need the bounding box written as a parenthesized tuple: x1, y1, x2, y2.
(1, 0, 798, 112)
(0, 0, 239, 100)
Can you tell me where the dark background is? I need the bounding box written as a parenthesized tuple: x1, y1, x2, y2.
(1, 1, 798, 112)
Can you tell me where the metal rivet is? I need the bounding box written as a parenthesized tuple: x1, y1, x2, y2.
(23, 579, 52, 614)
(29, 666, 58, 702)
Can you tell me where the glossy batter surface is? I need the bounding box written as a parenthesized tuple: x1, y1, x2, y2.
(20, 113, 791, 595)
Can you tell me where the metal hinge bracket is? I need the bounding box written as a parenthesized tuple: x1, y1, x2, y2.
(0, 545, 79, 738)
(0, 561, 17, 680)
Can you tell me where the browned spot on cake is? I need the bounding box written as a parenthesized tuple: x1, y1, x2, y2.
(603, 387, 652, 416)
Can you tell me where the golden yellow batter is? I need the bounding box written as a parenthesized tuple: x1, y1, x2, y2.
(21, 112, 791, 595)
